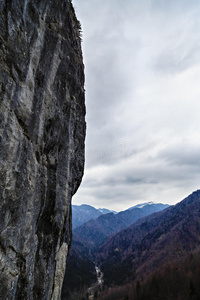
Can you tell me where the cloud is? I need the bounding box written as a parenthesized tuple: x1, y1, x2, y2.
(158, 143, 200, 168)
(72, 0, 200, 210)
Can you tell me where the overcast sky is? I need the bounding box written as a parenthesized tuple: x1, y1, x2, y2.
(72, 0, 200, 211)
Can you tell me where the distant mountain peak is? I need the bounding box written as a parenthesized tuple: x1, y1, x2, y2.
(72, 202, 170, 230)
(72, 204, 116, 229)
(98, 208, 117, 214)
(128, 201, 169, 210)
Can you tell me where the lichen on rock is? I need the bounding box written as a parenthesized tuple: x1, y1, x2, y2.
(0, 0, 86, 299)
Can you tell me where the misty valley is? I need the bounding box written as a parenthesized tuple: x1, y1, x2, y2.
(61, 191, 200, 300)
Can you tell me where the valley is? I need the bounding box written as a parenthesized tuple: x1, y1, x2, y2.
(61, 201, 169, 299)
(62, 191, 200, 299)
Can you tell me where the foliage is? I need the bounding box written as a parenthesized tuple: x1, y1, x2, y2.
(61, 248, 96, 299)
(69, 1, 82, 40)
(101, 254, 133, 286)
(98, 248, 200, 300)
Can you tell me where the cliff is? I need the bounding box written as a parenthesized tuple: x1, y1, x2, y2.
(0, 1, 86, 299)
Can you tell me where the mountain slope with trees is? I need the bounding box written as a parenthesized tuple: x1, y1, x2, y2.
(62, 202, 168, 299)
(95, 190, 200, 299)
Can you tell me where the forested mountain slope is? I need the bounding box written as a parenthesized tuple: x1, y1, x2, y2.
(96, 190, 200, 290)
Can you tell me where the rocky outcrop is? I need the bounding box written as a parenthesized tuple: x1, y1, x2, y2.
(0, 1, 86, 299)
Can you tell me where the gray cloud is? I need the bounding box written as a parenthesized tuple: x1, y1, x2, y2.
(158, 144, 200, 168)
(154, 44, 200, 75)
(72, 0, 200, 210)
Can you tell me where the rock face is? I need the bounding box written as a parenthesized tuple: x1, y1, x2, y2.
(0, 1, 86, 299)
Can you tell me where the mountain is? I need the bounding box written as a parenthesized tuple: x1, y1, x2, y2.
(96, 190, 200, 298)
(72, 204, 102, 229)
(62, 202, 169, 299)
(74, 203, 169, 249)
(98, 208, 117, 214)
(98, 247, 200, 300)
(72, 204, 115, 229)
(131, 247, 200, 300)
(129, 201, 169, 210)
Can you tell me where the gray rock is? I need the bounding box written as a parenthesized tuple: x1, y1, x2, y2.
(0, 1, 86, 299)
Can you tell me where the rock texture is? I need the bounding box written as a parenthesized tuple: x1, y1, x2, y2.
(0, 1, 86, 299)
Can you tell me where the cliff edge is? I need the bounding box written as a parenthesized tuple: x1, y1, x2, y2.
(0, 1, 86, 299)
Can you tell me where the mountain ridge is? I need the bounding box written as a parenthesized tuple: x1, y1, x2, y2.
(72, 204, 116, 229)
(74, 203, 169, 249)
(96, 190, 200, 289)
(62, 202, 169, 299)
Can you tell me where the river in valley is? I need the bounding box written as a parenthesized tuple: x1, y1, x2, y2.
(87, 265, 104, 300)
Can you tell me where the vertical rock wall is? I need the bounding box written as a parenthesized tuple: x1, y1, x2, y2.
(0, 1, 86, 299)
